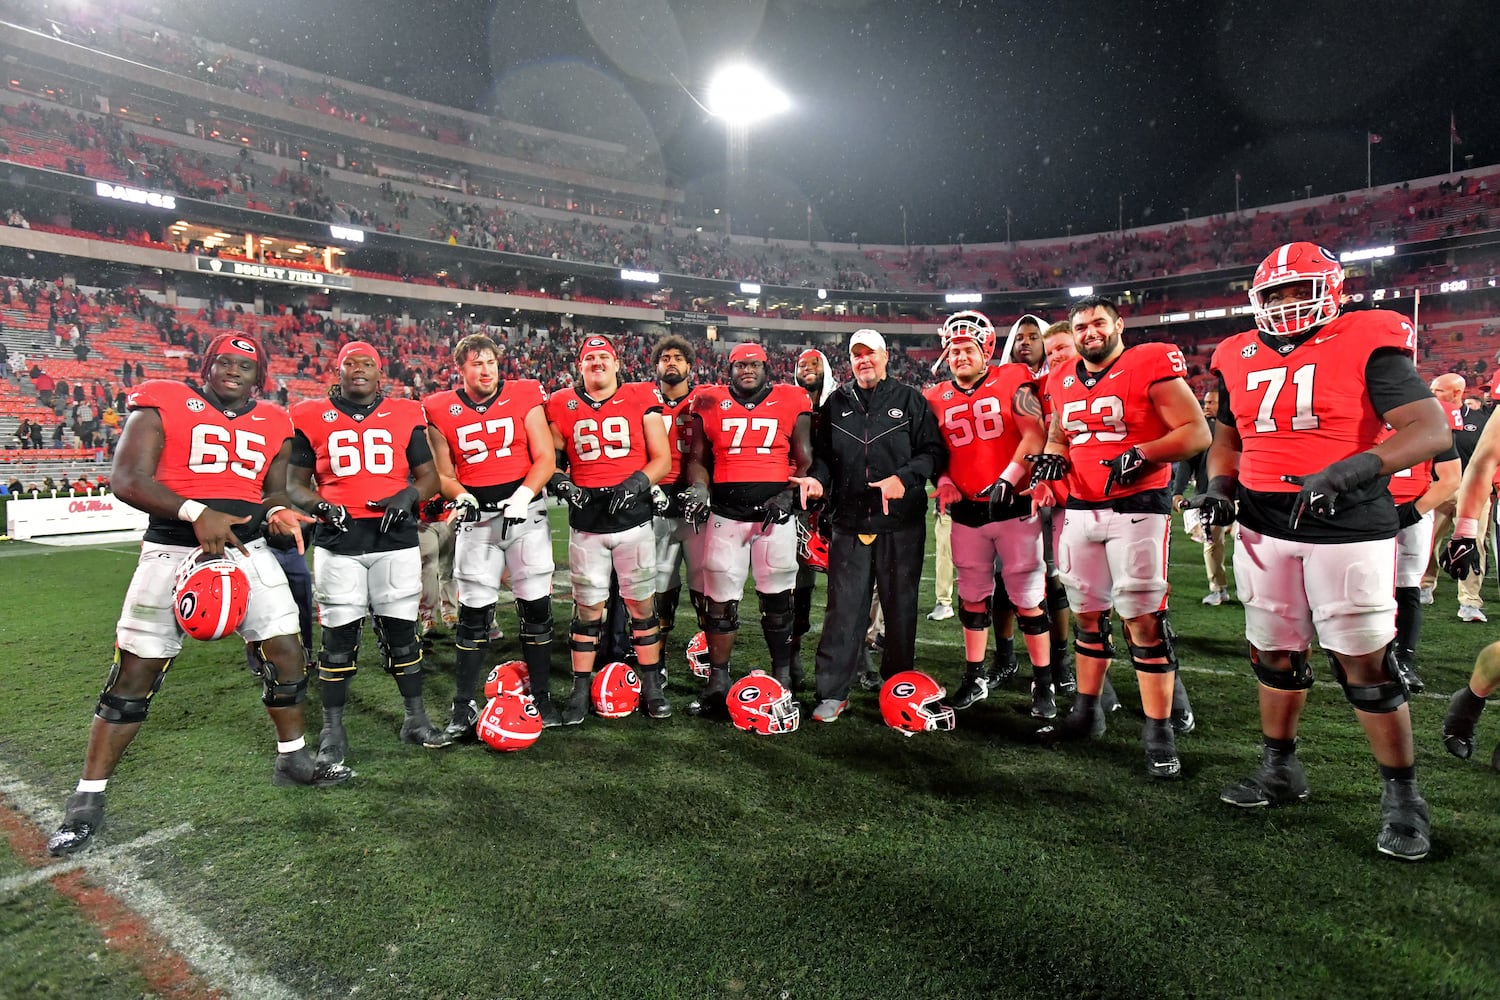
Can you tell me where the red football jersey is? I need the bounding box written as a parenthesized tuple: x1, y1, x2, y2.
(1211, 310, 1416, 494)
(546, 381, 663, 488)
(925, 364, 1036, 500)
(692, 383, 810, 484)
(291, 397, 427, 518)
(1043, 342, 1189, 503)
(127, 379, 292, 503)
(423, 381, 546, 488)
(657, 385, 700, 485)
(1383, 403, 1462, 503)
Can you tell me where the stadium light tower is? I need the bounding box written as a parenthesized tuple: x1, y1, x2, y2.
(706, 63, 789, 238)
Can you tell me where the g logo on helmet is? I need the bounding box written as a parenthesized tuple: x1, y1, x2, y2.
(172, 548, 251, 641)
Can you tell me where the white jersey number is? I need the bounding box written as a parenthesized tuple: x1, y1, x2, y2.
(720, 416, 778, 455)
(454, 418, 516, 464)
(188, 425, 268, 481)
(1060, 396, 1127, 445)
(1245, 365, 1320, 433)
(574, 416, 631, 461)
(327, 428, 395, 476)
(941, 396, 1006, 447)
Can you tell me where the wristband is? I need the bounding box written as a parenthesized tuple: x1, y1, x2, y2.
(1001, 461, 1029, 486)
(1456, 517, 1480, 538)
(265, 505, 288, 521)
(508, 485, 536, 508)
(178, 499, 207, 523)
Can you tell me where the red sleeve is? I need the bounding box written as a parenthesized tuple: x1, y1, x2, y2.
(125, 379, 179, 412)
(1140, 342, 1189, 384)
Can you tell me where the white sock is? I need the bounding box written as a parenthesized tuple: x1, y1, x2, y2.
(76, 779, 107, 794)
(276, 736, 306, 754)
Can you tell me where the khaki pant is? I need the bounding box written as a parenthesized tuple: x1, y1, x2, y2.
(418, 519, 458, 621)
(1204, 524, 1228, 592)
(1423, 495, 1492, 608)
(934, 510, 953, 606)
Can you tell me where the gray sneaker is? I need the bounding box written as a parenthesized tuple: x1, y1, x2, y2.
(812, 699, 848, 723)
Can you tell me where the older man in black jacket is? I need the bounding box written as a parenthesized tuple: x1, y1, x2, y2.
(805, 329, 947, 722)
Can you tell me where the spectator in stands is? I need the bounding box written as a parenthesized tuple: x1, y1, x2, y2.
(29, 421, 42, 450)
(5, 478, 21, 495)
(12, 418, 31, 450)
(52, 421, 65, 448)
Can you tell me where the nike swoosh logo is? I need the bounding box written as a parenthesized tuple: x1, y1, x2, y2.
(765, 400, 779, 407)
(375, 411, 392, 418)
(841, 410, 853, 417)
(1313, 336, 1333, 345)
(249, 415, 267, 421)
(1130, 517, 1147, 523)
(1108, 370, 1125, 379)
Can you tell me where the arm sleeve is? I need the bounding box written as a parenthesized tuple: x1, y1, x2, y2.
(1365, 349, 1433, 416)
(405, 425, 433, 466)
(289, 429, 316, 469)
(1214, 373, 1235, 426)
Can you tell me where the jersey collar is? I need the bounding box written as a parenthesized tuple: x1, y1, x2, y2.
(457, 387, 501, 413)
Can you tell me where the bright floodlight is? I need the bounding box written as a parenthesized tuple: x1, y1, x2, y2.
(706, 64, 790, 125)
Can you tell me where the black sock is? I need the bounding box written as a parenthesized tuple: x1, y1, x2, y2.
(1379, 764, 1416, 783)
(1264, 736, 1297, 756)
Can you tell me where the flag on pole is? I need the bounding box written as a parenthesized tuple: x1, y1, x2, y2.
(1451, 112, 1463, 146)
(1368, 132, 1382, 144)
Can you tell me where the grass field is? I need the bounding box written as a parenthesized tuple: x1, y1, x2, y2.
(3, 513, 1500, 999)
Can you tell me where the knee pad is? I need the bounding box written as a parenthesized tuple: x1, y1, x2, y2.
(569, 616, 604, 653)
(629, 614, 660, 649)
(793, 584, 813, 636)
(1327, 649, 1409, 713)
(95, 652, 171, 725)
(958, 606, 993, 632)
(1017, 611, 1051, 637)
(318, 619, 363, 684)
(374, 616, 422, 677)
(1046, 574, 1069, 613)
(253, 645, 308, 708)
(456, 604, 494, 650)
(757, 590, 795, 634)
(657, 587, 682, 634)
(516, 597, 554, 647)
(1074, 611, 1116, 659)
(704, 599, 740, 636)
(1250, 648, 1315, 691)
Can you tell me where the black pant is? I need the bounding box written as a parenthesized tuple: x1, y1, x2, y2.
(814, 520, 925, 702)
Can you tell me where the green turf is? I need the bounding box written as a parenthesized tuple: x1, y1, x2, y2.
(0, 881, 153, 998)
(3, 519, 1500, 998)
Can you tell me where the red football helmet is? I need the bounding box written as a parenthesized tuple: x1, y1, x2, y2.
(484, 660, 530, 700)
(726, 670, 800, 735)
(476, 694, 542, 751)
(880, 671, 956, 737)
(685, 631, 711, 679)
(796, 517, 829, 572)
(592, 661, 642, 719)
(1248, 242, 1344, 337)
(172, 547, 251, 641)
(939, 310, 997, 359)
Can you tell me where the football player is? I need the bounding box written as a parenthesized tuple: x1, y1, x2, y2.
(650, 335, 705, 641)
(546, 334, 672, 723)
(790, 348, 838, 688)
(1440, 401, 1500, 763)
(1034, 295, 1209, 779)
(1420, 373, 1485, 618)
(682, 342, 815, 710)
(1383, 399, 1460, 694)
(1193, 242, 1450, 861)
(47, 334, 350, 857)
(423, 334, 558, 732)
(924, 312, 1055, 718)
(288, 341, 446, 765)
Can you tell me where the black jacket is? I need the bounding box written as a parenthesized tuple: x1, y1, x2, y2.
(811, 377, 947, 532)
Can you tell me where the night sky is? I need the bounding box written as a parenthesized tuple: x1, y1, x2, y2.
(165, 0, 1498, 246)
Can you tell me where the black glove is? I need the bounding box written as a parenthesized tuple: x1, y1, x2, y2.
(548, 472, 589, 510)
(1182, 475, 1237, 528)
(420, 495, 446, 520)
(981, 470, 1022, 515)
(1101, 446, 1149, 497)
(680, 483, 710, 531)
(367, 486, 419, 533)
(1282, 451, 1382, 531)
(1396, 501, 1423, 530)
(1025, 453, 1071, 491)
(608, 470, 651, 516)
(1441, 536, 1482, 580)
(314, 501, 351, 533)
(759, 488, 798, 529)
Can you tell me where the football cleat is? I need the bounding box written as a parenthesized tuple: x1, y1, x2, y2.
(1030, 682, 1057, 720)
(46, 790, 107, 857)
(1219, 748, 1310, 808)
(562, 679, 590, 726)
(1376, 779, 1431, 862)
(316, 720, 348, 767)
(949, 665, 990, 710)
(1056, 697, 1106, 741)
(534, 693, 563, 728)
(400, 710, 453, 749)
(987, 644, 1018, 688)
(273, 748, 355, 788)
(1142, 720, 1181, 780)
(1441, 687, 1486, 760)
(688, 666, 730, 719)
(442, 699, 482, 742)
(640, 667, 672, 719)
